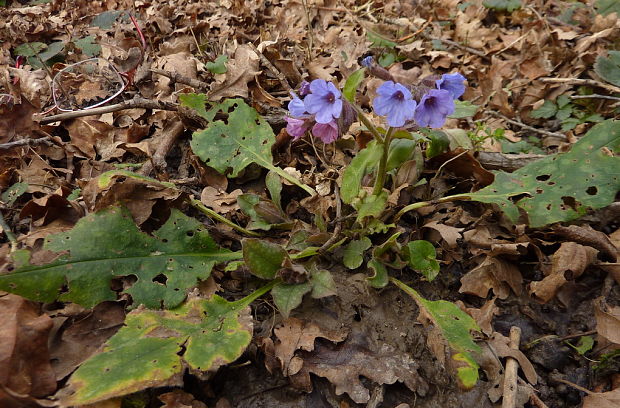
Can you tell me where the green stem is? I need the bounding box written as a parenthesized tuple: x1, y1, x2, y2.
(395, 193, 471, 222)
(372, 127, 394, 196)
(188, 198, 261, 237)
(232, 279, 279, 309)
(350, 103, 384, 144)
(267, 165, 316, 196)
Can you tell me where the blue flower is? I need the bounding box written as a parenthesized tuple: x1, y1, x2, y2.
(285, 116, 311, 140)
(414, 89, 455, 128)
(361, 56, 374, 68)
(288, 92, 306, 117)
(372, 81, 417, 127)
(303, 79, 343, 124)
(298, 80, 311, 96)
(436, 73, 466, 99)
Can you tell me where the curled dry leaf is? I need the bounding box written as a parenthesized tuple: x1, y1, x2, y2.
(273, 317, 348, 376)
(423, 220, 464, 248)
(594, 297, 620, 345)
(582, 388, 620, 408)
(289, 331, 429, 404)
(209, 44, 260, 101)
(200, 186, 242, 214)
(457, 297, 499, 336)
(460, 256, 523, 299)
(530, 242, 598, 303)
(553, 225, 618, 262)
(488, 332, 538, 385)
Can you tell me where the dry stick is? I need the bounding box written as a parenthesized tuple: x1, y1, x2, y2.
(569, 94, 620, 102)
(486, 110, 567, 140)
(248, 43, 294, 94)
(477, 152, 545, 172)
(300, 0, 315, 57)
(0, 136, 52, 150)
(150, 68, 210, 92)
(420, 32, 489, 59)
(540, 77, 620, 95)
(138, 120, 185, 177)
(522, 380, 550, 408)
(502, 326, 522, 408)
(39, 98, 178, 125)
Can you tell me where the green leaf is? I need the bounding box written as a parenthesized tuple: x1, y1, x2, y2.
(378, 52, 397, 67)
(449, 101, 479, 119)
(91, 10, 123, 29)
(466, 120, 620, 227)
(271, 281, 312, 318)
(367, 31, 397, 49)
(74, 36, 101, 57)
(184, 96, 314, 195)
(61, 294, 255, 405)
(265, 170, 282, 210)
(343, 68, 366, 103)
(37, 41, 64, 62)
(391, 278, 481, 388)
(386, 138, 415, 172)
(1, 182, 28, 206)
(237, 193, 272, 231)
(354, 191, 388, 222)
(425, 130, 450, 158)
(206, 55, 228, 74)
(405, 240, 440, 281)
(566, 336, 594, 355)
(0, 207, 240, 308)
(341, 141, 382, 204)
(596, 0, 620, 16)
(482, 0, 521, 12)
(530, 100, 557, 119)
(343, 237, 372, 269)
(594, 51, 620, 87)
(309, 268, 336, 298)
(367, 258, 389, 288)
(242, 239, 287, 279)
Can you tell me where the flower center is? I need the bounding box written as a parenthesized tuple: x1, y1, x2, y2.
(426, 96, 436, 107)
(325, 92, 336, 103)
(393, 90, 404, 101)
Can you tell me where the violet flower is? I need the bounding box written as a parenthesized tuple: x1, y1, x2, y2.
(414, 89, 455, 128)
(303, 79, 343, 124)
(312, 120, 338, 144)
(298, 80, 311, 96)
(285, 116, 312, 140)
(436, 73, 466, 99)
(373, 81, 417, 128)
(288, 92, 307, 117)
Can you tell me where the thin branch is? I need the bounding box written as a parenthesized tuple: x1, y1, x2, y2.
(569, 94, 620, 102)
(485, 110, 567, 139)
(502, 326, 522, 408)
(248, 43, 294, 94)
(150, 68, 210, 91)
(539, 77, 620, 95)
(39, 98, 178, 125)
(0, 136, 52, 150)
(420, 32, 489, 59)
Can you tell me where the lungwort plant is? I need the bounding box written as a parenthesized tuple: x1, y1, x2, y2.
(1, 56, 620, 403)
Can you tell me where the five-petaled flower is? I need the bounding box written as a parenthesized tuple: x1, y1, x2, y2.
(312, 120, 339, 144)
(303, 79, 343, 124)
(414, 89, 455, 128)
(287, 92, 307, 117)
(436, 73, 466, 99)
(373, 81, 417, 128)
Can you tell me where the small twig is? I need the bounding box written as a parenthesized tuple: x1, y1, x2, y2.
(150, 68, 210, 92)
(486, 110, 567, 140)
(569, 94, 620, 102)
(188, 197, 261, 237)
(300, 0, 315, 57)
(539, 77, 620, 95)
(420, 32, 489, 59)
(39, 97, 178, 125)
(477, 152, 545, 172)
(502, 326, 522, 408)
(0, 136, 52, 150)
(557, 330, 597, 342)
(139, 121, 185, 177)
(553, 378, 593, 395)
(319, 184, 342, 254)
(248, 43, 294, 94)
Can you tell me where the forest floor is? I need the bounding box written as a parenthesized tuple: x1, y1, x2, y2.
(1, 0, 620, 407)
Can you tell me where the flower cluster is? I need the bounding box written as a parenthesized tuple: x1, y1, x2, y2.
(285, 79, 354, 144)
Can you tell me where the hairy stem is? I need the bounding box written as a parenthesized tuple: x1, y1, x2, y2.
(349, 103, 384, 144)
(232, 279, 279, 309)
(372, 127, 394, 196)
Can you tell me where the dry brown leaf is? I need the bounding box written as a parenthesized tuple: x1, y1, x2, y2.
(460, 256, 523, 299)
(289, 331, 429, 404)
(553, 225, 617, 262)
(423, 220, 463, 248)
(209, 44, 261, 101)
(159, 389, 207, 408)
(488, 332, 538, 385)
(582, 388, 620, 408)
(457, 297, 498, 336)
(200, 187, 242, 215)
(0, 294, 56, 399)
(530, 242, 598, 303)
(594, 297, 620, 346)
(273, 317, 347, 376)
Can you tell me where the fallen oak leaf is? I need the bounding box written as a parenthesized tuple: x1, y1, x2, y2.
(460, 256, 523, 299)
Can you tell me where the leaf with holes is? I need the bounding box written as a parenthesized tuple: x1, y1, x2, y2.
(58, 289, 267, 405)
(181, 96, 314, 195)
(464, 120, 620, 227)
(391, 278, 481, 389)
(0, 207, 240, 309)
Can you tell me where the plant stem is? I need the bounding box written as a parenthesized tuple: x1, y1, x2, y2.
(188, 198, 261, 237)
(232, 279, 279, 309)
(267, 165, 316, 196)
(372, 127, 394, 196)
(349, 103, 384, 144)
(395, 193, 470, 221)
